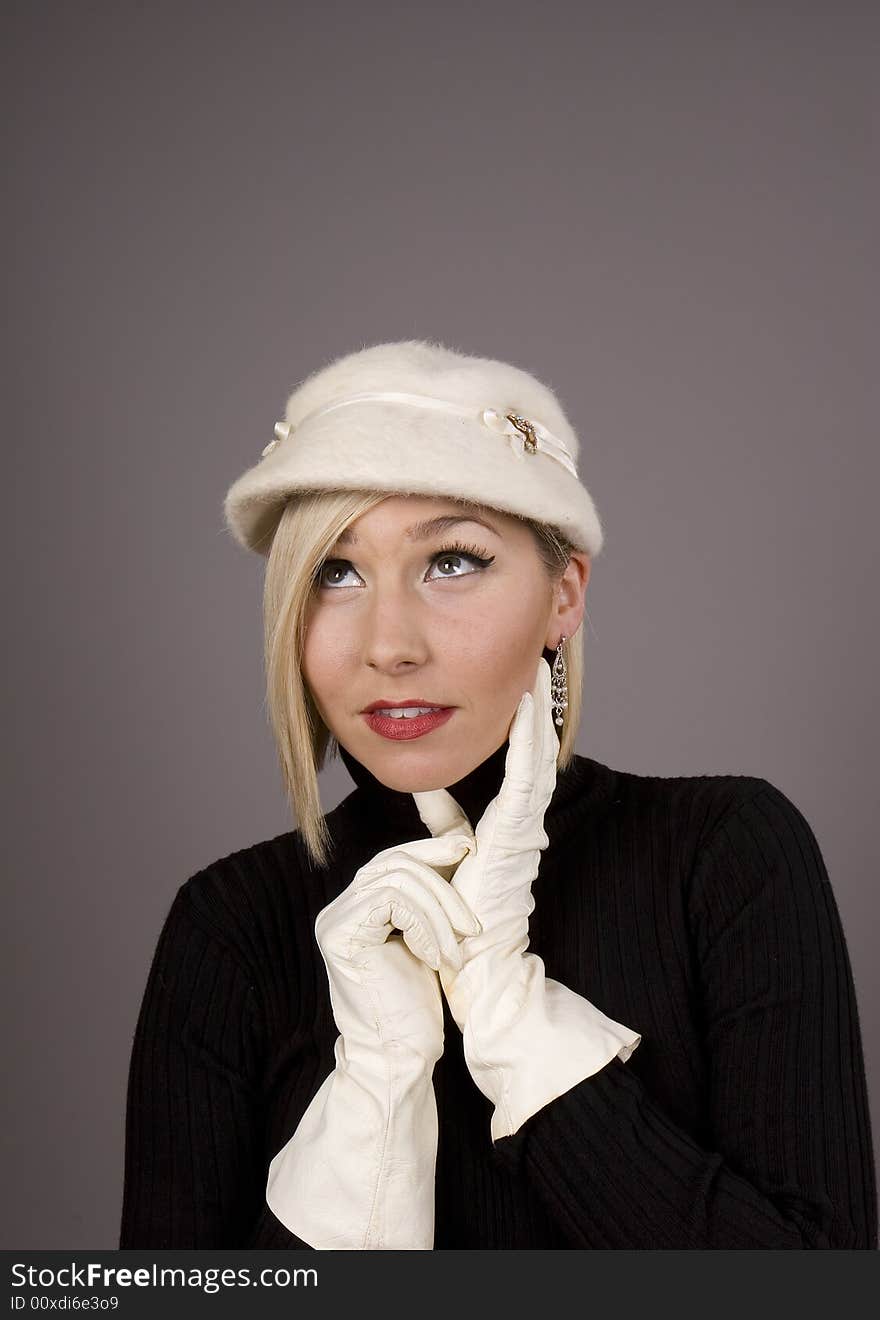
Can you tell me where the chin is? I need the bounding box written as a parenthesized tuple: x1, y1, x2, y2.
(367, 747, 467, 794)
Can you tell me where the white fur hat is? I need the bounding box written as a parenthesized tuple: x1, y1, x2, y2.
(223, 338, 605, 557)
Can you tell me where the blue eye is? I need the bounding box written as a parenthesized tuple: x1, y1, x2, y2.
(316, 541, 495, 589)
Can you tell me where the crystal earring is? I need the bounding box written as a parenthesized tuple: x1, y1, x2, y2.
(551, 635, 568, 727)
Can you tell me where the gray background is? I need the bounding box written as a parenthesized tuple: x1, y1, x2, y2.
(3, 0, 877, 1248)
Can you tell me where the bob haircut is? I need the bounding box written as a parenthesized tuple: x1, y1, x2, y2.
(261, 489, 587, 870)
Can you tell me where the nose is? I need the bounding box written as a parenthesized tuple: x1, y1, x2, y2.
(359, 591, 433, 672)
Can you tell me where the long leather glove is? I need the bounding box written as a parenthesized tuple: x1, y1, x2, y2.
(265, 832, 480, 1248)
(413, 656, 641, 1142)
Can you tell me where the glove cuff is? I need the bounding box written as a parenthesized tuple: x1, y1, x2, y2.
(266, 1055, 438, 1249)
(461, 973, 641, 1142)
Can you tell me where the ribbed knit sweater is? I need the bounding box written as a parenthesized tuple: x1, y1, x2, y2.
(119, 741, 877, 1249)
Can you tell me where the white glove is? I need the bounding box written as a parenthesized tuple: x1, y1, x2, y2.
(265, 832, 481, 1248)
(413, 656, 641, 1142)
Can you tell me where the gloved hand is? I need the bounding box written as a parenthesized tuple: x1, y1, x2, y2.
(265, 832, 481, 1249)
(413, 655, 641, 1142)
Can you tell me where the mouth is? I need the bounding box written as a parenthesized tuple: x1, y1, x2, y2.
(361, 699, 453, 714)
(361, 706, 456, 741)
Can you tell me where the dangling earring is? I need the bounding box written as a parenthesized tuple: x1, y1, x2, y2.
(551, 635, 568, 727)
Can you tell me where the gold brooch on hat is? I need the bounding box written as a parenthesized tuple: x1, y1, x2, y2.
(506, 413, 539, 454)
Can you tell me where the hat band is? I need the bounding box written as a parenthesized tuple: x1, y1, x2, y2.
(263, 389, 579, 478)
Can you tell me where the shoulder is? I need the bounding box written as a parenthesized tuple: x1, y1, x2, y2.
(592, 763, 834, 959)
(175, 823, 314, 969)
(583, 756, 825, 889)
(154, 831, 294, 972)
(694, 775, 829, 887)
(644, 770, 834, 929)
(175, 795, 358, 963)
(580, 752, 776, 837)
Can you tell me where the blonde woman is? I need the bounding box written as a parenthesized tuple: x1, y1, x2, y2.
(119, 340, 876, 1249)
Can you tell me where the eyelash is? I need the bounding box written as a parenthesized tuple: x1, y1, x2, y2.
(316, 540, 496, 589)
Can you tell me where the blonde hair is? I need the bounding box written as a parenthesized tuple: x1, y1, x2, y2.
(261, 490, 587, 870)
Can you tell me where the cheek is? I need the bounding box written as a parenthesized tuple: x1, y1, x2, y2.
(454, 582, 549, 707)
(301, 614, 354, 702)
(456, 578, 546, 653)
(441, 616, 540, 708)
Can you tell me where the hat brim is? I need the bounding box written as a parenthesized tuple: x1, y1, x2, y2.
(223, 402, 604, 558)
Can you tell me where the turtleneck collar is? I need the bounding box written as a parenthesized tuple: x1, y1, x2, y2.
(336, 733, 614, 843)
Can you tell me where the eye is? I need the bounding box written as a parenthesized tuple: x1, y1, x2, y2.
(316, 541, 495, 589)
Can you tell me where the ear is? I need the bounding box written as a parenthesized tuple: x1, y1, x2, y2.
(545, 551, 590, 649)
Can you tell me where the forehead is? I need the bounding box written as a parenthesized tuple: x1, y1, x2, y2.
(336, 497, 508, 546)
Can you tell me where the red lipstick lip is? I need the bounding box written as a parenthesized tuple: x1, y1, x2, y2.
(361, 699, 454, 713)
(362, 706, 456, 741)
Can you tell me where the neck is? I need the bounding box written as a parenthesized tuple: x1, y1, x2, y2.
(339, 737, 511, 829)
(336, 733, 600, 841)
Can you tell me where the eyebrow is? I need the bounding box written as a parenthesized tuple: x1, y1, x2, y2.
(336, 514, 501, 546)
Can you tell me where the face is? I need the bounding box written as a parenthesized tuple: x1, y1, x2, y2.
(302, 495, 591, 792)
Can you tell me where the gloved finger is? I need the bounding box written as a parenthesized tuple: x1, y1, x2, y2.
(314, 877, 426, 960)
(534, 654, 559, 786)
(366, 848, 483, 934)
(359, 891, 443, 969)
(499, 657, 555, 817)
(500, 694, 537, 813)
(317, 840, 478, 962)
(411, 786, 475, 841)
(358, 844, 482, 939)
(359, 883, 461, 971)
(354, 832, 475, 884)
(358, 849, 483, 940)
(394, 858, 483, 943)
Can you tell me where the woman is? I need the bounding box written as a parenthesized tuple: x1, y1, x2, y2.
(119, 339, 877, 1249)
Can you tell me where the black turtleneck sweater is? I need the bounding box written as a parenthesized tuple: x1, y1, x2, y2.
(119, 741, 877, 1249)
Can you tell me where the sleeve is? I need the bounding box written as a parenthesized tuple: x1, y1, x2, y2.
(119, 884, 272, 1248)
(490, 780, 878, 1248)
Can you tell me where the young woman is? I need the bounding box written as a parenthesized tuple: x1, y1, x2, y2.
(119, 339, 877, 1249)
